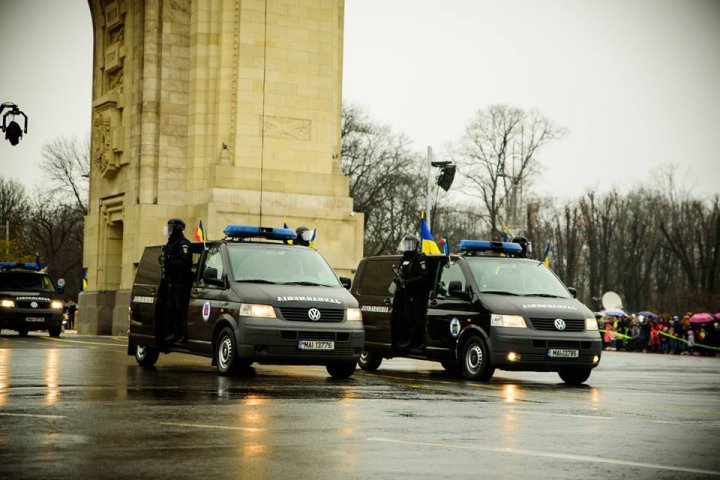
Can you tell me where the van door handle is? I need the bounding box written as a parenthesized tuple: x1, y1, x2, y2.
(383, 298, 392, 306)
(150, 288, 157, 295)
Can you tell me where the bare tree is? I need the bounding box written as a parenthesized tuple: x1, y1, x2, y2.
(454, 105, 564, 239)
(41, 136, 90, 214)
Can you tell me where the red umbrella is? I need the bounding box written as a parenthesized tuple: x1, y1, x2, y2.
(690, 313, 714, 323)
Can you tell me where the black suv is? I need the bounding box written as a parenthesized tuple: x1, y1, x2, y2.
(0, 262, 65, 337)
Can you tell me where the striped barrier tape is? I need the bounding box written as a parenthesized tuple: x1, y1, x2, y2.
(598, 328, 720, 352)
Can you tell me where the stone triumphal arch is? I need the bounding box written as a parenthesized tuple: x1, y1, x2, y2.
(79, 0, 363, 334)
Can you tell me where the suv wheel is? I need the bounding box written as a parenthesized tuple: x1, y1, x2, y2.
(441, 360, 459, 375)
(357, 348, 382, 371)
(326, 362, 356, 379)
(215, 327, 241, 375)
(17, 328, 28, 337)
(134, 344, 160, 367)
(48, 326, 61, 338)
(558, 368, 592, 385)
(460, 335, 494, 381)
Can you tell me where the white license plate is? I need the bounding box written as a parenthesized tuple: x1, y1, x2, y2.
(25, 317, 45, 323)
(548, 348, 579, 358)
(298, 340, 335, 351)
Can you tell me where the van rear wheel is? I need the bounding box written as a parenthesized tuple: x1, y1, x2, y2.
(357, 348, 382, 371)
(215, 327, 241, 375)
(135, 344, 160, 367)
(460, 335, 494, 381)
(558, 368, 592, 385)
(48, 326, 61, 337)
(326, 362, 356, 379)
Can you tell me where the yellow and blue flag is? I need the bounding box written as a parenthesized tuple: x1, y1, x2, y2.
(420, 213, 441, 254)
(309, 229, 317, 249)
(541, 242, 552, 266)
(283, 218, 294, 245)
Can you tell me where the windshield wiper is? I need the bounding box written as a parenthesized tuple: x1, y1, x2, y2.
(281, 281, 333, 287)
(525, 293, 564, 298)
(236, 279, 277, 284)
(478, 290, 521, 296)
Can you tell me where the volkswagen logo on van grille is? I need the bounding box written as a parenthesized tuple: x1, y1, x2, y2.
(554, 318, 567, 331)
(307, 308, 322, 321)
(31, 301, 38, 309)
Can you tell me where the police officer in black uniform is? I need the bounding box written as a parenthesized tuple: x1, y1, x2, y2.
(511, 235, 531, 258)
(394, 234, 430, 350)
(160, 218, 193, 345)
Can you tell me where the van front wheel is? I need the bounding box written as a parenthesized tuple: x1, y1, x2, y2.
(357, 348, 382, 371)
(460, 335, 494, 381)
(215, 327, 242, 375)
(326, 362, 356, 379)
(135, 344, 160, 367)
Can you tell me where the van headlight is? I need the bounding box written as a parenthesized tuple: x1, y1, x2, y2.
(585, 317, 599, 331)
(51, 300, 64, 309)
(239, 303, 276, 319)
(346, 308, 362, 321)
(0, 299, 15, 308)
(490, 314, 527, 328)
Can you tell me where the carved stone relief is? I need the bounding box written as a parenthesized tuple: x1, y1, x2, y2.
(263, 116, 312, 141)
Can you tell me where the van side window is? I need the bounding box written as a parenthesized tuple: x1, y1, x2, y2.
(437, 261, 466, 297)
(199, 246, 224, 287)
(357, 260, 395, 296)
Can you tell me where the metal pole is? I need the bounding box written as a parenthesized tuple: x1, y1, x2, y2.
(426, 146, 432, 230)
(4, 221, 8, 256)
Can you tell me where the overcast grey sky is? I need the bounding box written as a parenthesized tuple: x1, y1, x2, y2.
(1, 0, 718, 200)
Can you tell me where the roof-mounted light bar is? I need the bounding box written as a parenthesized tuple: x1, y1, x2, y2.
(0, 262, 42, 271)
(223, 225, 297, 242)
(457, 240, 522, 255)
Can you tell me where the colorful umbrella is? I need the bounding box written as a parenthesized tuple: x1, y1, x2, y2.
(689, 312, 714, 323)
(602, 309, 626, 317)
(715, 312, 720, 321)
(638, 311, 658, 319)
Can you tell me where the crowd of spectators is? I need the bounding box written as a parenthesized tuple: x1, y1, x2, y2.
(599, 313, 720, 356)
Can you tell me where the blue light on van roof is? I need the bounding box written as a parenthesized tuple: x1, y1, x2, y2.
(223, 225, 297, 241)
(457, 240, 522, 255)
(0, 262, 42, 271)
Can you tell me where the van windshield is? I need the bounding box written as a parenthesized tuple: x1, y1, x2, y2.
(466, 258, 571, 298)
(0, 272, 55, 292)
(227, 245, 340, 287)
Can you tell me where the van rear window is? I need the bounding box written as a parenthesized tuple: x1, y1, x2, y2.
(357, 260, 396, 296)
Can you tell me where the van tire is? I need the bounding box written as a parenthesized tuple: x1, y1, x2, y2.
(48, 326, 61, 337)
(326, 362, 356, 379)
(135, 344, 160, 367)
(215, 327, 241, 375)
(357, 348, 382, 371)
(460, 335, 494, 381)
(558, 368, 591, 385)
(17, 328, 28, 337)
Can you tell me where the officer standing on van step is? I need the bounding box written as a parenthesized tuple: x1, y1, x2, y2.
(160, 218, 193, 345)
(395, 234, 430, 350)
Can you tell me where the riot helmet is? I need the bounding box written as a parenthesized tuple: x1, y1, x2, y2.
(163, 218, 186, 237)
(511, 235, 532, 257)
(397, 234, 420, 253)
(295, 226, 313, 246)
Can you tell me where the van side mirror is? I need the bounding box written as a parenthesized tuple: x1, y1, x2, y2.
(567, 287, 577, 298)
(203, 267, 224, 287)
(339, 276, 352, 290)
(448, 281, 470, 300)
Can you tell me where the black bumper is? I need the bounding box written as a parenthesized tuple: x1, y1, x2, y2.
(0, 309, 63, 331)
(488, 327, 602, 371)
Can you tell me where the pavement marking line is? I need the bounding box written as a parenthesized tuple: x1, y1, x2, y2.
(159, 422, 265, 432)
(40, 337, 126, 348)
(0, 412, 66, 419)
(367, 437, 720, 477)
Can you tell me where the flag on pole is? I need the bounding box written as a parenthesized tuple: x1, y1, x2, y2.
(194, 220, 207, 249)
(420, 212, 441, 254)
(502, 226, 510, 243)
(283, 218, 293, 245)
(541, 242, 552, 266)
(309, 229, 317, 249)
(81, 267, 88, 290)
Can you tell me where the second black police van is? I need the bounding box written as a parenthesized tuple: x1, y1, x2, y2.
(127, 226, 364, 378)
(352, 240, 602, 385)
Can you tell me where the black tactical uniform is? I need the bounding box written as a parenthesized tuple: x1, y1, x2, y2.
(392, 235, 430, 350)
(160, 219, 193, 344)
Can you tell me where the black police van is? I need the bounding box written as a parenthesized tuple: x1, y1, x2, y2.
(127, 225, 364, 378)
(352, 240, 602, 385)
(0, 262, 65, 337)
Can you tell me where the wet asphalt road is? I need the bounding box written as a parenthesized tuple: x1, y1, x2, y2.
(0, 331, 718, 480)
